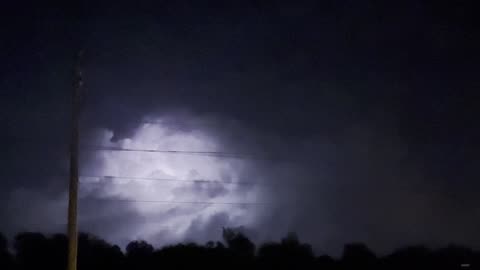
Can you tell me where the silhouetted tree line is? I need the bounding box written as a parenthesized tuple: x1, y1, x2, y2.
(0, 229, 478, 270)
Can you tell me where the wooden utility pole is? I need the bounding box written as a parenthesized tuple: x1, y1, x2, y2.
(67, 51, 83, 270)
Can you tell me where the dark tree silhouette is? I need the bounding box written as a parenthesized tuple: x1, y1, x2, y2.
(384, 245, 433, 270)
(14, 232, 50, 270)
(77, 232, 124, 270)
(1, 229, 479, 270)
(222, 228, 255, 270)
(316, 254, 337, 270)
(126, 240, 154, 270)
(126, 240, 154, 257)
(222, 227, 256, 258)
(341, 243, 377, 269)
(0, 233, 7, 252)
(47, 234, 68, 270)
(257, 232, 315, 270)
(0, 233, 13, 270)
(433, 245, 475, 270)
(152, 242, 221, 270)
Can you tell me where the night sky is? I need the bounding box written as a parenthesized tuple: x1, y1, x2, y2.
(1, 1, 480, 254)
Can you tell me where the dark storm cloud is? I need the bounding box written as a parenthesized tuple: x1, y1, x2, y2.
(1, 0, 480, 254)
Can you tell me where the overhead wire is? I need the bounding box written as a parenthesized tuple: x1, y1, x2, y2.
(85, 198, 268, 206)
(81, 145, 291, 162)
(79, 175, 268, 206)
(83, 145, 254, 157)
(80, 175, 264, 186)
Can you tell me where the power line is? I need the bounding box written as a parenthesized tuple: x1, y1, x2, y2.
(86, 198, 268, 206)
(80, 175, 263, 186)
(4, 140, 289, 162)
(84, 145, 250, 156)
(82, 145, 263, 159)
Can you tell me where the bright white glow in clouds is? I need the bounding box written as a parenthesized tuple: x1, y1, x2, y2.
(79, 118, 264, 245)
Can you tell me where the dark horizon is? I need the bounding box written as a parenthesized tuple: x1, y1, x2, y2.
(1, 228, 479, 264)
(2, 227, 474, 255)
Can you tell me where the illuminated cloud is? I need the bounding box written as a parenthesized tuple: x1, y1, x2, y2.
(79, 117, 263, 245)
